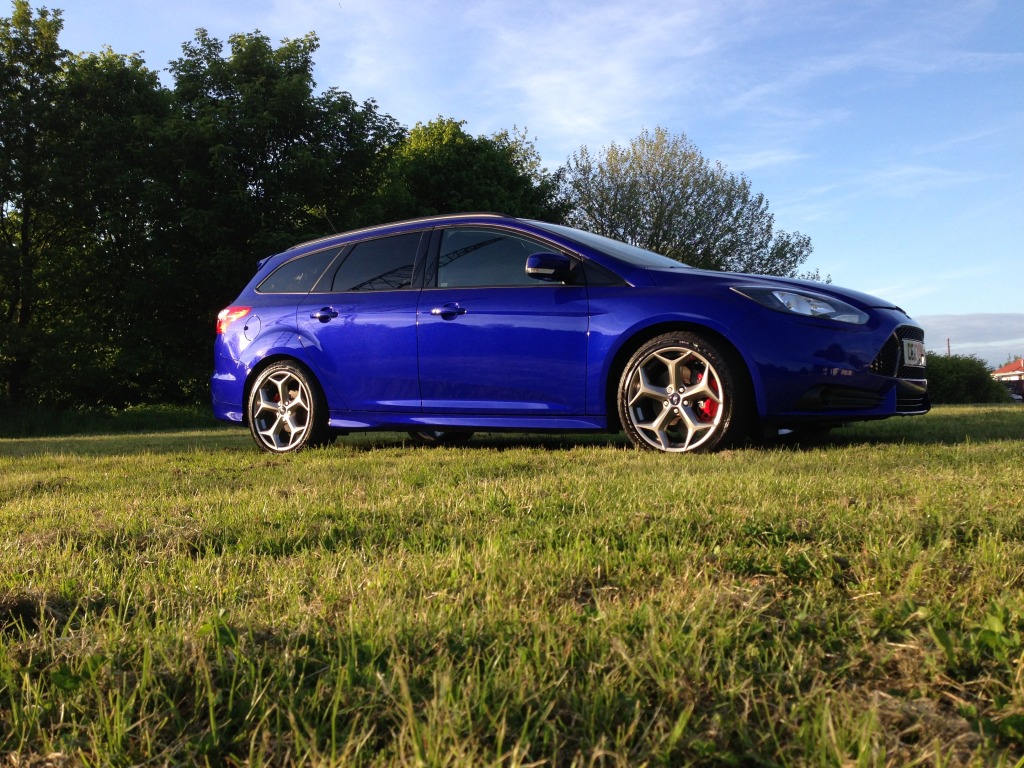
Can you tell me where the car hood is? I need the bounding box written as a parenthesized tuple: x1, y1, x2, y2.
(646, 266, 906, 314)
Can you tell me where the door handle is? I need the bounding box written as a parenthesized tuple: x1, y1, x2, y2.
(310, 307, 339, 322)
(430, 303, 467, 320)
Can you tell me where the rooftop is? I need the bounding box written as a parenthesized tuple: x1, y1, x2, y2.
(992, 358, 1024, 378)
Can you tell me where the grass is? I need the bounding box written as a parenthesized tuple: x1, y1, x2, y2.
(1, 406, 1023, 766)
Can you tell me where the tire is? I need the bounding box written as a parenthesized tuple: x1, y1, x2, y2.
(407, 430, 475, 446)
(617, 332, 749, 453)
(247, 362, 332, 453)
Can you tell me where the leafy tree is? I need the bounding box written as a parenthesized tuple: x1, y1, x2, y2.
(1, 3, 173, 406)
(562, 126, 814, 276)
(925, 353, 1009, 404)
(0, 0, 64, 401)
(1, 5, 576, 409)
(166, 30, 400, 296)
(153, 29, 406, 396)
(375, 118, 565, 221)
(1, 13, 408, 406)
(30, 49, 177, 405)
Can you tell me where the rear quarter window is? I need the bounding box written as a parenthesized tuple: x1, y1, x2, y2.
(257, 247, 341, 294)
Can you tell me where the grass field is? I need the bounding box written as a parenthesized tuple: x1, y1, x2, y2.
(1, 406, 1023, 766)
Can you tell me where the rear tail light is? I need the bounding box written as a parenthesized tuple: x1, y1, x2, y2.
(216, 306, 251, 334)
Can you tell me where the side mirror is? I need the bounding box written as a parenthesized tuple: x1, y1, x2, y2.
(525, 252, 573, 283)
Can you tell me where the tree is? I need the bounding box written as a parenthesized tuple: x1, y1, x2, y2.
(1, 2, 186, 407)
(1, 6, 576, 409)
(375, 117, 565, 222)
(925, 353, 1009, 404)
(30, 49, 177, 405)
(157, 29, 405, 396)
(0, 0, 64, 401)
(167, 29, 403, 250)
(1, 14, 407, 406)
(561, 127, 814, 277)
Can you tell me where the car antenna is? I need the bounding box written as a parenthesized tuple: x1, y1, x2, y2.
(323, 210, 339, 233)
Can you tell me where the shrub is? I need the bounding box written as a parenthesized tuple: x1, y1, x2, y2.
(926, 353, 1010, 404)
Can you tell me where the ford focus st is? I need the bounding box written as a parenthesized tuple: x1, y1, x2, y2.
(212, 213, 929, 453)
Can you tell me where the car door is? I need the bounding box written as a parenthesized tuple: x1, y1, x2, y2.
(416, 226, 590, 415)
(297, 231, 424, 412)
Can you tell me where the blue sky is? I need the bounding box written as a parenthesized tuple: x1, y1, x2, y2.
(55, 0, 1023, 365)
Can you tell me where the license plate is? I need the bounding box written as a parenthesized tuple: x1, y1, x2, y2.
(903, 339, 926, 367)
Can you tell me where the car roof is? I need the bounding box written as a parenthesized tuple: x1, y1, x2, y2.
(286, 212, 516, 253)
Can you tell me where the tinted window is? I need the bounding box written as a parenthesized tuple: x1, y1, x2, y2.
(583, 261, 624, 286)
(329, 232, 421, 292)
(436, 229, 547, 288)
(257, 247, 340, 294)
(528, 220, 690, 269)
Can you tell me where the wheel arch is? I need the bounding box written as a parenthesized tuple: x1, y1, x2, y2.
(243, 354, 326, 427)
(603, 321, 758, 431)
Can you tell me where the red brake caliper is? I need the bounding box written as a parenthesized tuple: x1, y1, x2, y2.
(696, 372, 719, 421)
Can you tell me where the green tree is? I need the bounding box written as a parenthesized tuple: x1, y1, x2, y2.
(1, 14, 406, 406)
(28, 48, 177, 405)
(168, 29, 403, 246)
(375, 117, 565, 221)
(925, 353, 1009, 404)
(2, 6, 575, 409)
(562, 127, 814, 276)
(159, 29, 404, 395)
(0, 0, 64, 401)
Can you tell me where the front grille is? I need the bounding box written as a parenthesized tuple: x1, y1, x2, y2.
(896, 379, 930, 414)
(797, 385, 884, 411)
(869, 336, 899, 377)
(897, 393, 930, 413)
(870, 325, 925, 378)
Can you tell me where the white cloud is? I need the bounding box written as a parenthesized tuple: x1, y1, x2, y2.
(859, 164, 990, 198)
(918, 314, 1024, 366)
(718, 148, 812, 171)
(448, 1, 733, 157)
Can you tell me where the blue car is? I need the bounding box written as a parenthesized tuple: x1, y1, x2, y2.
(212, 213, 929, 453)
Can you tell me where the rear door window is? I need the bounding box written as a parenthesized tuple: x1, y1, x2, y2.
(327, 232, 422, 292)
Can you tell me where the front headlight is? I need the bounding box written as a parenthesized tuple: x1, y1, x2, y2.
(733, 287, 870, 325)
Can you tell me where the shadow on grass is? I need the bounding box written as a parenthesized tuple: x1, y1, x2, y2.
(346, 405, 1024, 454)
(2, 405, 1020, 459)
(806, 404, 1024, 449)
(0, 404, 220, 439)
(372, 405, 1024, 453)
(0, 428, 253, 458)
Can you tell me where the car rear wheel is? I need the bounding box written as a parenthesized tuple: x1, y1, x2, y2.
(618, 332, 749, 453)
(247, 362, 331, 453)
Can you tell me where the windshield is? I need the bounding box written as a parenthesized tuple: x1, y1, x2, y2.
(527, 220, 690, 269)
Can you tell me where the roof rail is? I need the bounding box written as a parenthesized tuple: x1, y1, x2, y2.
(286, 212, 514, 251)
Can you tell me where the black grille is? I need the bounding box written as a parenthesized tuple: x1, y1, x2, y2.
(797, 385, 884, 411)
(897, 393, 930, 413)
(896, 379, 930, 414)
(870, 326, 925, 378)
(869, 336, 899, 376)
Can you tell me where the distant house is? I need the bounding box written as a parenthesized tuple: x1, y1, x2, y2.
(992, 358, 1024, 397)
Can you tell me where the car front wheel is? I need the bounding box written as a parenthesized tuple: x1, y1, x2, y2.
(247, 362, 331, 453)
(618, 332, 749, 453)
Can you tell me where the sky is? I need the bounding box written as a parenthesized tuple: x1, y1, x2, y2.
(52, 0, 1024, 366)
